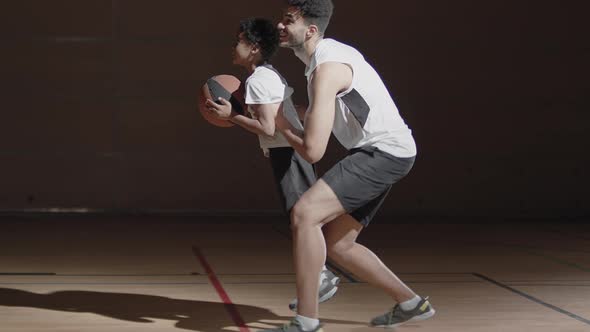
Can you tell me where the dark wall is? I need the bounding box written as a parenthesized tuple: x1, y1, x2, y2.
(0, 1, 587, 217)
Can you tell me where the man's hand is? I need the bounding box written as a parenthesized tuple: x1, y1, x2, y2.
(205, 97, 234, 120)
(294, 104, 307, 121)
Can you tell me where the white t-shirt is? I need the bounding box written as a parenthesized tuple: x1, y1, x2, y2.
(305, 39, 417, 158)
(245, 64, 303, 155)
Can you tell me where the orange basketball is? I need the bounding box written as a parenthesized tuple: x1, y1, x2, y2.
(198, 74, 246, 128)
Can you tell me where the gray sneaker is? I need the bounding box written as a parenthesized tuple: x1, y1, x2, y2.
(370, 296, 435, 328)
(288, 269, 340, 311)
(257, 319, 323, 332)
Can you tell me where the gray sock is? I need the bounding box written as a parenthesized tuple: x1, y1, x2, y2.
(399, 295, 421, 311)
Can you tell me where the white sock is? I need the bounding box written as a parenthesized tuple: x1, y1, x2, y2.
(295, 314, 320, 331)
(321, 265, 328, 272)
(399, 295, 421, 311)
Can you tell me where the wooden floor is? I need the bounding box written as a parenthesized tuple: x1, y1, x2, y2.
(0, 217, 588, 331)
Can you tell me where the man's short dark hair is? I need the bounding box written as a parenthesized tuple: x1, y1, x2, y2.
(287, 0, 334, 34)
(239, 18, 279, 63)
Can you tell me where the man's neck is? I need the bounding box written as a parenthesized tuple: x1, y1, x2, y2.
(293, 36, 323, 66)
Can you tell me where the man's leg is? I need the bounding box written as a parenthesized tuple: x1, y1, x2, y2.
(321, 206, 435, 328)
(289, 180, 421, 320)
(268, 147, 340, 311)
(258, 148, 432, 331)
(323, 214, 415, 302)
(287, 147, 433, 330)
(289, 179, 345, 319)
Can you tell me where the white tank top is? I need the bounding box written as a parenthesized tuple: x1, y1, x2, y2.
(305, 39, 417, 158)
(245, 64, 303, 156)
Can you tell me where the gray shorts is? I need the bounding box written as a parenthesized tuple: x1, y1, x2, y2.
(268, 147, 317, 213)
(322, 146, 415, 227)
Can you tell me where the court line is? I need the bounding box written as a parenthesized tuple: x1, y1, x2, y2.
(0, 273, 56, 276)
(397, 272, 474, 275)
(0, 272, 475, 276)
(516, 247, 590, 272)
(458, 240, 590, 272)
(0, 272, 475, 278)
(0, 282, 209, 285)
(0, 273, 203, 277)
(271, 226, 359, 283)
(500, 279, 590, 282)
(476, 231, 590, 271)
(57, 273, 202, 277)
(473, 273, 590, 325)
(0, 280, 483, 286)
(192, 246, 250, 332)
(214, 273, 294, 276)
(207, 280, 482, 285)
(372, 244, 590, 254)
(505, 284, 590, 287)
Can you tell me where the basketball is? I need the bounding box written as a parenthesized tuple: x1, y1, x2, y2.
(198, 75, 246, 128)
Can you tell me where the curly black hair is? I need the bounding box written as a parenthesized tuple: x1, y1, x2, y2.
(238, 18, 279, 64)
(286, 0, 334, 34)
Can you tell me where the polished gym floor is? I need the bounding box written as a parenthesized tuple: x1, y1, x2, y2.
(0, 217, 588, 331)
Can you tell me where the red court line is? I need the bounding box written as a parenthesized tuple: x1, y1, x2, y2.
(192, 246, 251, 332)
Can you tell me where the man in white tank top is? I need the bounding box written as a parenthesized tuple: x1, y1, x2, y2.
(256, 1, 435, 331)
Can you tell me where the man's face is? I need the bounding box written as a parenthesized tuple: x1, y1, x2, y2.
(277, 7, 308, 49)
(232, 32, 255, 66)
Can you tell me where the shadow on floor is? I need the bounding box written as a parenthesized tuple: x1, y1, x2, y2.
(0, 288, 365, 331)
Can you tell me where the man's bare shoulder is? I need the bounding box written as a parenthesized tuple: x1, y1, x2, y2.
(310, 62, 352, 93)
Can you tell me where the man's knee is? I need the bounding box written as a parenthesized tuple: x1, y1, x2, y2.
(290, 198, 316, 231)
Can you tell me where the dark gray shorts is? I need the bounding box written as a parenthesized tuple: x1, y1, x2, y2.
(268, 147, 317, 213)
(321, 146, 415, 227)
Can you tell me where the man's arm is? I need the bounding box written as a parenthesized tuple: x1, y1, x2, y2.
(278, 62, 352, 163)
